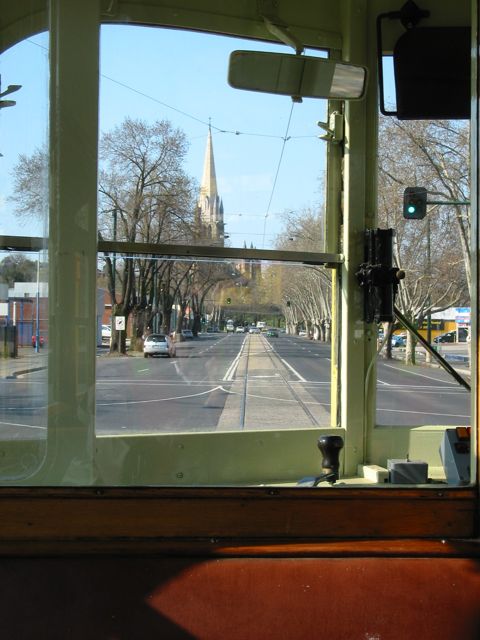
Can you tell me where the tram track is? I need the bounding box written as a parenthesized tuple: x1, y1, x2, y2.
(256, 335, 320, 426)
(226, 333, 320, 429)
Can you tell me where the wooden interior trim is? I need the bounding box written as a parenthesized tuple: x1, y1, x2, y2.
(0, 487, 476, 548)
(1, 537, 480, 557)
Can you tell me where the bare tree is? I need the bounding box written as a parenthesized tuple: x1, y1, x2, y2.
(274, 207, 332, 340)
(378, 117, 469, 363)
(98, 117, 197, 352)
(9, 147, 48, 220)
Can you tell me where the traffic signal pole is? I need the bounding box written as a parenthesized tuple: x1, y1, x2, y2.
(402, 188, 469, 351)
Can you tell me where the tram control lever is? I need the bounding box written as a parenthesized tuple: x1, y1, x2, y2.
(297, 435, 344, 487)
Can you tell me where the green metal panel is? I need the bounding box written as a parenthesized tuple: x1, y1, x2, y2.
(35, 0, 100, 484)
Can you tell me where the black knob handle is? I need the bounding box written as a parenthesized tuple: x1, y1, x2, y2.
(317, 435, 344, 479)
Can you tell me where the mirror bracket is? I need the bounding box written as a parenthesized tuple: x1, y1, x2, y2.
(258, 0, 304, 54)
(318, 112, 344, 144)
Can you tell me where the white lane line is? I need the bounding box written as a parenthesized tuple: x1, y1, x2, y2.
(97, 380, 234, 386)
(137, 369, 149, 373)
(249, 375, 280, 378)
(0, 420, 46, 430)
(218, 385, 330, 407)
(266, 340, 307, 383)
(97, 385, 223, 406)
(377, 407, 470, 418)
(378, 379, 391, 386)
(279, 358, 306, 383)
(223, 337, 247, 381)
(378, 388, 467, 395)
(223, 357, 240, 381)
(377, 383, 466, 390)
(173, 360, 192, 385)
(382, 363, 459, 385)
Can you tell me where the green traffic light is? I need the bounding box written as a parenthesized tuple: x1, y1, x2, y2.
(403, 186, 427, 220)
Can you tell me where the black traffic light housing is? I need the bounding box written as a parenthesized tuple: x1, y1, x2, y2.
(356, 229, 405, 323)
(403, 186, 427, 219)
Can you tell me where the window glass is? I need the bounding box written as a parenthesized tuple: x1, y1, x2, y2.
(376, 116, 471, 431)
(94, 25, 335, 485)
(96, 256, 333, 436)
(0, 32, 49, 480)
(372, 71, 472, 485)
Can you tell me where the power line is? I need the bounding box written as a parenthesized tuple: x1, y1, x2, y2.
(27, 38, 317, 142)
(261, 101, 296, 248)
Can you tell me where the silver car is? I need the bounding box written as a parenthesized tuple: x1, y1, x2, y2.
(143, 333, 176, 358)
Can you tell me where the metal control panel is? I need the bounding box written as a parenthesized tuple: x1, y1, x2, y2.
(440, 427, 471, 485)
(387, 459, 428, 484)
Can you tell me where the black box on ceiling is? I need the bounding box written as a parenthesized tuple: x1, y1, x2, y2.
(394, 27, 470, 120)
(387, 458, 428, 484)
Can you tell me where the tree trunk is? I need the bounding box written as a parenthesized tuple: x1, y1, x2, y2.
(405, 333, 416, 365)
(324, 319, 331, 343)
(192, 312, 202, 336)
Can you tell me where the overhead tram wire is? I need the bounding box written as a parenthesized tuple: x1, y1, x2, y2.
(102, 74, 310, 141)
(261, 101, 296, 248)
(27, 38, 315, 142)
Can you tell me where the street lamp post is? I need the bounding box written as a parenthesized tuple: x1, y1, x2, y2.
(35, 252, 40, 353)
(112, 207, 117, 301)
(426, 214, 432, 347)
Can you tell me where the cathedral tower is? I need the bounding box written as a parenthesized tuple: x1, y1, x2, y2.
(196, 127, 225, 245)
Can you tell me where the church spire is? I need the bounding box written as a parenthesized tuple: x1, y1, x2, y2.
(199, 123, 218, 202)
(197, 123, 224, 245)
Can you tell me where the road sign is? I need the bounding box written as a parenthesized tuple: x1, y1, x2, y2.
(115, 316, 126, 331)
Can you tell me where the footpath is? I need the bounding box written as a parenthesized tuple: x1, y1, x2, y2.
(0, 347, 48, 379)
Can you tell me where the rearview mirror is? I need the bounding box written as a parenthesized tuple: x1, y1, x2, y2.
(228, 51, 367, 100)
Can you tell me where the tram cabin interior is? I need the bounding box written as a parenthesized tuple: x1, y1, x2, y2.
(1, 1, 480, 638)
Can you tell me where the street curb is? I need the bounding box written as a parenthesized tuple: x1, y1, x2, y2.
(6, 366, 47, 379)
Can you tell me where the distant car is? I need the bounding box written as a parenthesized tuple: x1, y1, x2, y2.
(391, 334, 407, 347)
(181, 329, 194, 339)
(249, 327, 261, 334)
(434, 331, 456, 343)
(235, 326, 245, 333)
(143, 333, 176, 358)
(266, 329, 278, 337)
(299, 330, 307, 337)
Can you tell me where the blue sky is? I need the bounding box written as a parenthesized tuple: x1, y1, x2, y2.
(1, 25, 331, 249)
(99, 27, 329, 249)
(0, 32, 49, 239)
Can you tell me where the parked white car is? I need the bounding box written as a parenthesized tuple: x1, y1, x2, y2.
(143, 333, 176, 358)
(102, 324, 111, 339)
